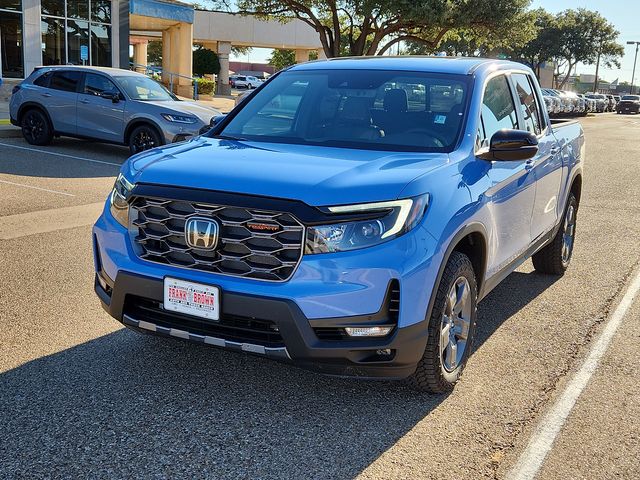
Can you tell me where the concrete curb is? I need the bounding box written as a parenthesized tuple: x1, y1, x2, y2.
(0, 126, 22, 138)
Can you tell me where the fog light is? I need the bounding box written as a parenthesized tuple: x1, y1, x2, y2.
(97, 274, 108, 291)
(344, 326, 393, 337)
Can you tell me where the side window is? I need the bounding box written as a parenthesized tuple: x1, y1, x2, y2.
(512, 73, 543, 135)
(33, 71, 53, 87)
(50, 71, 82, 93)
(84, 73, 119, 96)
(477, 75, 518, 148)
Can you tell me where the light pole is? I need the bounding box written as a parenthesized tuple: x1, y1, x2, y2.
(628, 41, 640, 95)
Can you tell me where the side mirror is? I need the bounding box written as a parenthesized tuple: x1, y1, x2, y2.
(100, 91, 120, 103)
(211, 114, 227, 127)
(478, 129, 538, 161)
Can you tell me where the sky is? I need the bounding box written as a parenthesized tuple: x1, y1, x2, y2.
(530, 0, 640, 83)
(195, 1, 640, 84)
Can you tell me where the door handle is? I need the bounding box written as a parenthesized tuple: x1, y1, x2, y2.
(550, 146, 561, 155)
(79, 99, 90, 104)
(41, 93, 52, 98)
(525, 159, 535, 170)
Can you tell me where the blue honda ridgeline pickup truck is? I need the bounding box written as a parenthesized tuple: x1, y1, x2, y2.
(94, 57, 584, 392)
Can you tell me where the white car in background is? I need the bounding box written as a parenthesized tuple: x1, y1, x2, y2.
(231, 75, 262, 89)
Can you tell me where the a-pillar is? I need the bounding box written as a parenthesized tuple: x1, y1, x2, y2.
(216, 41, 231, 95)
(175, 22, 194, 98)
(161, 29, 171, 84)
(295, 49, 310, 63)
(132, 39, 148, 71)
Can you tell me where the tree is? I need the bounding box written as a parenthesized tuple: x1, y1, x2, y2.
(193, 45, 221, 76)
(147, 41, 163, 65)
(507, 9, 559, 76)
(213, 0, 529, 58)
(551, 9, 624, 88)
(268, 49, 296, 71)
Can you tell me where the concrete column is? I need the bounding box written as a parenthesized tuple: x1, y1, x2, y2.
(295, 49, 310, 63)
(162, 29, 171, 83)
(317, 48, 327, 60)
(133, 41, 148, 70)
(175, 22, 194, 97)
(169, 26, 181, 93)
(216, 41, 232, 96)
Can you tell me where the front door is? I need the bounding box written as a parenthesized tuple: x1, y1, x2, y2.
(510, 73, 563, 240)
(477, 74, 536, 276)
(76, 73, 125, 143)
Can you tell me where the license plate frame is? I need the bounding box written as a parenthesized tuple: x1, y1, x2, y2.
(163, 277, 220, 321)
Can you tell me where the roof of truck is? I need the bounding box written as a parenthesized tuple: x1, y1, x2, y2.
(290, 56, 528, 76)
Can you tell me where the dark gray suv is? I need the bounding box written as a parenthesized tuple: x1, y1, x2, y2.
(10, 66, 222, 154)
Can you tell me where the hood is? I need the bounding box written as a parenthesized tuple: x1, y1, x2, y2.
(142, 100, 221, 124)
(125, 138, 448, 206)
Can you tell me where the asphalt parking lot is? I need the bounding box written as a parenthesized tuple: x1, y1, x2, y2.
(1, 114, 639, 479)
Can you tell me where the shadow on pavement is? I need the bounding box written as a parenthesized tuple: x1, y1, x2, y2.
(0, 270, 558, 479)
(0, 137, 129, 180)
(475, 270, 561, 349)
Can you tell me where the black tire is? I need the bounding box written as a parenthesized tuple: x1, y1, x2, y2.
(129, 124, 162, 155)
(21, 108, 53, 146)
(407, 252, 478, 393)
(532, 193, 578, 275)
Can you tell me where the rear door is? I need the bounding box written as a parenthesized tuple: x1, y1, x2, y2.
(77, 72, 126, 143)
(46, 70, 83, 135)
(477, 73, 536, 274)
(510, 73, 563, 240)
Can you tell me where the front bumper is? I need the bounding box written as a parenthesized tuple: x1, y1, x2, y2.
(93, 202, 440, 380)
(95, 270, 428, 379)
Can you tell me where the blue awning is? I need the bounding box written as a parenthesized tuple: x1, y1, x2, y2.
(130, 0, 194, 24)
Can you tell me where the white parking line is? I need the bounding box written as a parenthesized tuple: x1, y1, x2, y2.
(507, 268, 640, 480)
(0, 179, 75, 197)
(0, 142, 122, 167)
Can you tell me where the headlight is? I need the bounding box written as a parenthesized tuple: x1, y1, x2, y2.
(109, 173, 134, 227)
(161, 113, 198, 124)
(305, 194, 429, 254)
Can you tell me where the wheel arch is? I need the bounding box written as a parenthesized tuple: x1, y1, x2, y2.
(17, 102, 53, 128)
(425, 223, 488, 321)
(124, 118, 165, 146)
(570, 173, 582, 205)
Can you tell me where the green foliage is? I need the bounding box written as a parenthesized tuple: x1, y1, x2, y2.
(147, 41, 163, 65)
(193, 78, 216, 95)
(213, 0, 530, 57)
(193, 46, 221, 76)
(268, 49, 296, 71)
(231, 45, 253, 56)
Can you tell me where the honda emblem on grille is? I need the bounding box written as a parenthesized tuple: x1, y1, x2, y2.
(185, 217, 219, 250)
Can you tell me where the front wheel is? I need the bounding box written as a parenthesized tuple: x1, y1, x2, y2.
(532, 193, 578, 275)
(129, 124, 162, 155)
(407, 252, 478, 393)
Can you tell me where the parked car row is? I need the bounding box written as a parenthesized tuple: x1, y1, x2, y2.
(540, 89, 634, 117)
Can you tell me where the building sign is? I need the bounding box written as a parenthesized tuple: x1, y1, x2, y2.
(81, 45, 89, 62)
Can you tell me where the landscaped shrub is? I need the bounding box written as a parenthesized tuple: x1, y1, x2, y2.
(193, 78, 215, 95)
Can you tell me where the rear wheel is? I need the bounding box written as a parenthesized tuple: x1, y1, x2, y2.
(407, 252, 478, 393)
(532, 193, 578, 275)
(21, 109, 53, 146)
(129, 124, 162, 155)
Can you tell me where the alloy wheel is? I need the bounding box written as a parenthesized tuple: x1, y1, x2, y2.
(561, 204, 576, 266)
(23, 112, 44, 142)
(132, 130, 157, 153)
(440, 276, 472, 372)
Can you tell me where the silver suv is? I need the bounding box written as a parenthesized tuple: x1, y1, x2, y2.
(10, 66, 222, 154)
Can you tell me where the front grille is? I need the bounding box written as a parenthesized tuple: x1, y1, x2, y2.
(125, 296, 285, 347)
(130, 196, 305, 281)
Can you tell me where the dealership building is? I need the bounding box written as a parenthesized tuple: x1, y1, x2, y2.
(0, 0, 321, 94)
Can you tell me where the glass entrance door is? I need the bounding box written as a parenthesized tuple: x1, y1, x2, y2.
(0, 10, 24, 78)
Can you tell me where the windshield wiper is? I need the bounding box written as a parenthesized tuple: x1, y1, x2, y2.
(214, 134, 246, 141)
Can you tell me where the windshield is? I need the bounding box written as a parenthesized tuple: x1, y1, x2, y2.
(115, 75, 175, 101)
(622, 95, 640, 101)
(218, 69, 471, 152)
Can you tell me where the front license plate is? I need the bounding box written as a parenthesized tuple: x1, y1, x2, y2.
(163, 277, 220, 320)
